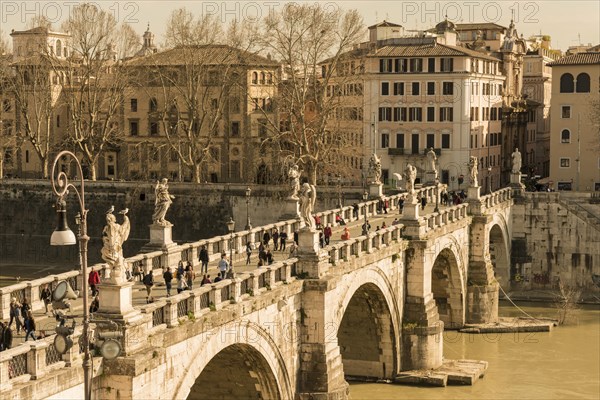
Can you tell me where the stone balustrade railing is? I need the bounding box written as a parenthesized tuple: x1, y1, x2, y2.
(326, 224, 404, 265)
(421, 203, 469, 232)
(0, 184, 438, 320)
(479, 188, 512, 211)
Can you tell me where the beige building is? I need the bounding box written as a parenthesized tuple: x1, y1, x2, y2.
(548, 52, 600, 191)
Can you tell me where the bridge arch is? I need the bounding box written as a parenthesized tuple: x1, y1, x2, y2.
(488, 214, 511, 288)
(173, 321, 293, 400)
(335, 266, 401, 380)
(431, 246, 465, 329)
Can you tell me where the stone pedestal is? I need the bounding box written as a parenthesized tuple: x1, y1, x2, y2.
(401, 195, 420, 220)
(296, 228, 329, 278)
(298, 228, 320, 256)
(509, 172, 525, 197)
(468, 185, 481, 200)
(369, 182, 383, 198)
(280, 198, 300, 221)
(141, 223, 177, 252)
(425, 171, 438, 186)
(466, 283, 499, 324)
(97, 281, 134, 315)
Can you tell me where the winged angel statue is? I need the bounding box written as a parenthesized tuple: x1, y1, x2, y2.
(299, 183, 317, 229)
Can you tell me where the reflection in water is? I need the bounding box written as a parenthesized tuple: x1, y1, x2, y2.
(350, 303, 600, 400)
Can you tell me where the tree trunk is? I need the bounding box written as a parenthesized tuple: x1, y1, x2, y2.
(193, 163, 201, 184)
(307, 162, 317, 186)
(41, 157, 49, 179)
(0, 156, 3, 179)
(90, 164, 97, 181)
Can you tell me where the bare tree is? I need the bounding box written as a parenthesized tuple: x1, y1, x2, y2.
(261, 3, 365, 185)
(554, 280, 581, 325)
(0, 29, 10, 55)
(49, 3, 139, 180)
(128, 8, 269, 183)
(0, 54, 16, 178)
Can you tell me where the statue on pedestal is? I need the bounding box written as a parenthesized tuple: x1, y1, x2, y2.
(101, 207, 130, 283)
(469, 156, 479, 186)
(368, 153, 382, 184)
(287, 164, 301, 200)
(426, 148, 437, 173)
(404, 164, 417, 193)
(511, 148, 522, 174)
(299, 182, 317, 230)
(152, 178, 174, 226)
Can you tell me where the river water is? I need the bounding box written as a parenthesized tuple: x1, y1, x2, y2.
(350, 302, 600, 400)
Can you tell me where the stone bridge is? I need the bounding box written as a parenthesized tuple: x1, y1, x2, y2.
(0, 186, 513, 399)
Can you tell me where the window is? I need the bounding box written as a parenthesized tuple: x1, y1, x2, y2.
(25, 150, 30, 163)
(260, 72, 266, 84)
(393, 82, 404, 95)
(439, 107, 453, 122)
(409, 58, 423, 72)
(393, 107, 407, 122)
(379, 107, 392, 121)
(428, 58, 435, 72)
(561, 129, 571, 143)
(381, 133, 390, 148)
(150, 121, 159, 136)
(395, 59, 407, 73)
(426, 134, 434, 149)
(2, 99, 11, 112)
(56, 40, 62, 57)
(560, 158, 570, 168)
(379, 59, 393, 72)
(560, 73, 574, 93)
(149, 98, 158, 112)
(252, 72, 258, 84)
(129, 120, 139, 136)
(231, 121, 240, 137)
(130, 98, 137, 112)
(440, 58, 454, 72)
(409, 107, 422, 121)
(561, 106, 571, 119)
(427, 82, 435, 95)
(267, 73, 273, 84)
(491, 108, 497, 120)
(442, 134, 450, 148)
(411, 82, 420, 95)
(396, 133, 404, 148)
(576, 73, 590, 93)
(258, 119, 268, 137)
(381, 82, 390, 95)
(427, 107, 435, 122)
(56, 115, 60, 127)
(442, 82, 454, 95)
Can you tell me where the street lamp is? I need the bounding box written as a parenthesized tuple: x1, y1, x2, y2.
(245, 187, 252, 230)
(227, 217, 235, 274)
(49, 150, 92, 400)
(362, 191, 369, 235)
(434, 177, 440, 213)
(337, 175, 342, 208)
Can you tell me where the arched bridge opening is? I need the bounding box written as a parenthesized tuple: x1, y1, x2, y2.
(337, 283, 396, 380)
(489, 224, 510, 288)
(187, 343, 281, 400)
(431, 248, 464, 329)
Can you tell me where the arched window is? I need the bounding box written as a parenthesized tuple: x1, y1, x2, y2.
(260, 72, 266, 84)
(56, 40, 62, 57)
(267, 73, 273, 84)
(561, 129, 570, 143)
(576, 73, 590, 93)
(252, 72, 258, 84)
(560, 73, 574, 93)
(149, 98, 158, 112)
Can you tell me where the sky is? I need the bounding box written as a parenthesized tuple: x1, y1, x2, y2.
(1, 0, 599, 52)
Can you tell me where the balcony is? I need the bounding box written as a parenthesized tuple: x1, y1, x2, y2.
(388, 148, 405, 156)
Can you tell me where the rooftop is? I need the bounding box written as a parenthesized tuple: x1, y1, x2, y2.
(548, 52, 600, 66)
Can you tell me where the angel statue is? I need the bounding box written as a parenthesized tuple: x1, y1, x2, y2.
(299, 182, 317, 230)
(404, 164, 417, 193)
(368, 153, 382, 184)
(153, 178, 175, 226)
(469, 156, 479, 186)
(288, 164, 301, 200)
(511, 148, 522, 174)
(101, 207, 130, 283)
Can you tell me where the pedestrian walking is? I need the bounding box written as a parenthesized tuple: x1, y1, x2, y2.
(163, 267, 173, 297)
(246, 242, 252, 265)
(89, 295, 99, 314)
(399, 198, 404, 214)
(272, 229, 279, 251)
(279, 231, 287, 251)
(198, 245, 209, 274)
(88, 269, 101, 297)
(143, 271, 154, 303)
(263, 231, 271, 246)
(218, 254, 229, 279)
(420, 195, 427, 210)
(9, 298, 23, 334)
(324, 224, 332, 245)
(24, 311, 36, 341)
(41, 284, 52, 314)
(185, 265, 195, 290)
(0, 321, 13, 351)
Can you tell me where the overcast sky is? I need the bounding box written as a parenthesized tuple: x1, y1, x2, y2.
(1, 1, 598, 52)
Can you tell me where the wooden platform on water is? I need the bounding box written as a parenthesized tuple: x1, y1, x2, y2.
(459, 317, 558, 334)
(394, 359, 488, 387)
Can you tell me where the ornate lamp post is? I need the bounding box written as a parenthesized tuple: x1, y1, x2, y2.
(49, 150, 92, 400)
(227, 217, 235, 273)
(434, 177, 440, 213)
(245, 187, 252, 230)
(362, 191, 369, 235)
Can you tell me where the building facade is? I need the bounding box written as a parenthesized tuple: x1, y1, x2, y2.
(548, 52, 600, 191)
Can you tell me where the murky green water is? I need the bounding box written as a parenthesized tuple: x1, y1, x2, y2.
(350, 303, 600, 400)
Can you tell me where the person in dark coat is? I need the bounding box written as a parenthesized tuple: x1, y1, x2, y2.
(0, 321, 13, 351)
(279, 231, 287, 251)
(198, 245, 209, 274)
(263, 231, 271, 246)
